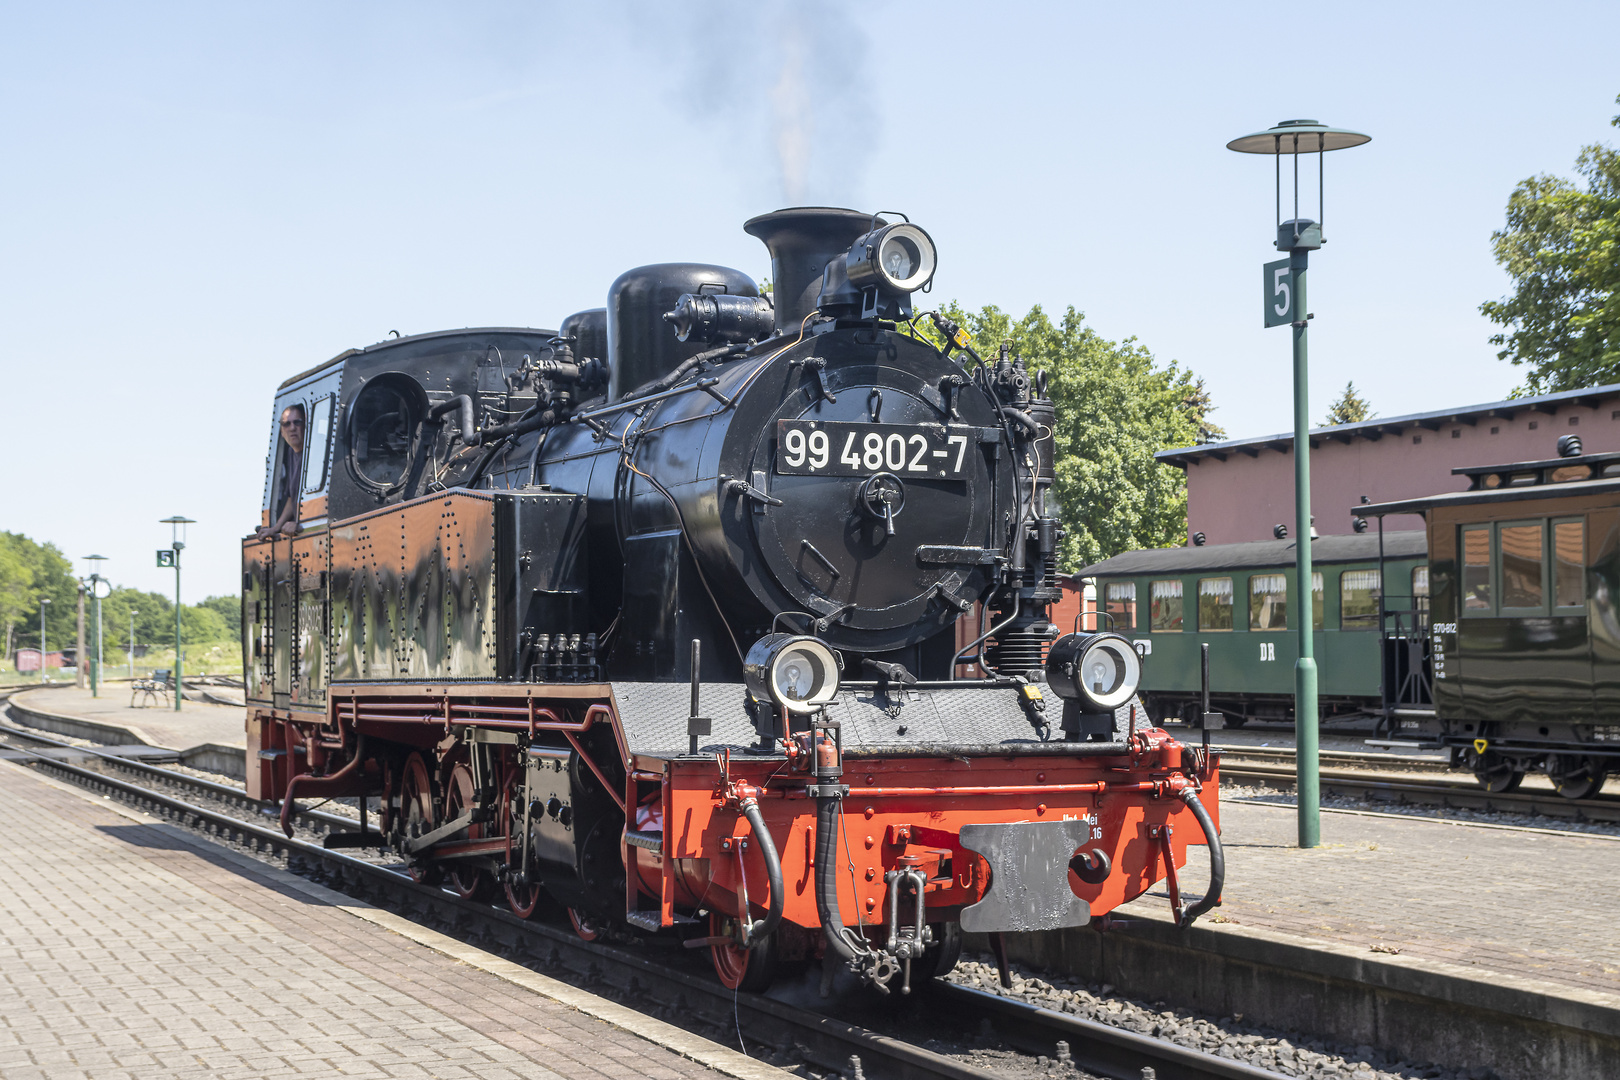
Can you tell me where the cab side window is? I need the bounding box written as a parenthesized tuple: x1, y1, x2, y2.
(303, 395, 334, 495)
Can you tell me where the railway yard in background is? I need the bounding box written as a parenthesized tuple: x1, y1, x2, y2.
(3, 684, 1616, 1080)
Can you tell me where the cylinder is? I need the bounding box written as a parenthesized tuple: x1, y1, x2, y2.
(743, 207, 880, 333)
(606, 264, 757, 401)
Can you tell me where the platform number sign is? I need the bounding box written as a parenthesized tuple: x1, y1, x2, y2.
(156, 549, 175, 568)
(1263, 258, 1294, 328)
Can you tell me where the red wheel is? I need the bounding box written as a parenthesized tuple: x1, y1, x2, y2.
(569, 907, 604, 942)
(707, 911, 777, 993)
(400, 753, 442, 886)
(444, 762, 496, 902)
(500, 766, 549, 919)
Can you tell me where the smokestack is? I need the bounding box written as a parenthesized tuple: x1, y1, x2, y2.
(744, 207, 879, 333)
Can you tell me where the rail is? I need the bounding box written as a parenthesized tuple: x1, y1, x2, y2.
(0, 701, 1289, 1080)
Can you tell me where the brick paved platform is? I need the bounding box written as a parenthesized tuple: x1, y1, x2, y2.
(0, 761, 776, 1080)
(9, 685, 244, 752)
(1158, 799, 1620, 996)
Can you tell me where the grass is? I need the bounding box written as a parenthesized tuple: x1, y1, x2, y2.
(0, 640, 244, 684)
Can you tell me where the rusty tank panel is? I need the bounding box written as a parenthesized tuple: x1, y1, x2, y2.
(328, 491, 500, 682)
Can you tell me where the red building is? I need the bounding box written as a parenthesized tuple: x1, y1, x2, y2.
(1156, 383, 1620, 546)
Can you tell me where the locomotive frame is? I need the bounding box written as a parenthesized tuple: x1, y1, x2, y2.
(241, 207, 1223, 994)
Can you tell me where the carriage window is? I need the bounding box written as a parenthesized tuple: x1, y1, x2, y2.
(1553, 519, 1585, 610)
(1462, 526, 1493, 614)
(1313, 571, 1323, 630)
(1499, 522, 1544, 611)
(1250, 574, 1287, 630)
(1198, 577, 1233, 631)
(1104, 582, 1136, 630)
(1340, 569, 1381, 630)
(302, 394, 334, 494)
(1150, 580, 1183, 632)
(1412, 565, 1430, 614)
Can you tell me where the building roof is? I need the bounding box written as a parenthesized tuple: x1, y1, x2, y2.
(1358, 451, 1620, 517)
(1155, 383, 1620, 469)
(1072, 529, 1427, 578)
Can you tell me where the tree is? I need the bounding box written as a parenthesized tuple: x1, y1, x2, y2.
(0, 533, 76, 657)
(198, 595, 242, 638)
(908, 302, 1212, 570)
(1481, 94, 1620, 395)
(1324, 381, 1374, 426)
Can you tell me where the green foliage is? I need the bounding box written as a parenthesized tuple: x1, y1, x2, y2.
(907, 303, 1213, 571)
(0, 533, 239, 661)
(198, 594, 242, 638)
(1324, 381, 1374, 426)
(0, 532, 76, 655)
(1482, 95, 1620, 395)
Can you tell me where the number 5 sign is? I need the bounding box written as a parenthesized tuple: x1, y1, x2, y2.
(1263, 258, 1294, 328)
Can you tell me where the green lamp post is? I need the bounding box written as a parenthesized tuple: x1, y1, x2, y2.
(38, 597, 50, 683)
(1227, 119, 1370, 849)
(159, 516, 195, 711)
(83, 554, 109, 698)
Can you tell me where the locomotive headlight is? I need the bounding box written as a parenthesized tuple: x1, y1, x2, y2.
(845, 222, 937, 294)
(744, 634, 841, 714)
(1045, 632, 1142, 713)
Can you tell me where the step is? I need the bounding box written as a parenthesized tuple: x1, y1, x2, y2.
(624, 909, 698, 931)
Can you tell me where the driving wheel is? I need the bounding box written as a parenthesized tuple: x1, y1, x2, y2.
(443, 761, 496, 902)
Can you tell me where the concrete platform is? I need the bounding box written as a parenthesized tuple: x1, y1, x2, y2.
(0, 760, 778, 1080)
(984, 798, 1620, 1078)
(8, 685, 245, 754)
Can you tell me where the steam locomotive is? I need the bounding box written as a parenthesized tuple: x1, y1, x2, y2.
(243, 207, 1222, 993)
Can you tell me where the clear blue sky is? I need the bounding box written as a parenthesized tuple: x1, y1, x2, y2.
(2, 2, 1616, 600)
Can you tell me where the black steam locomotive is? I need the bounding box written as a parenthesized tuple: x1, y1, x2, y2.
(245, 207, 1220, 994)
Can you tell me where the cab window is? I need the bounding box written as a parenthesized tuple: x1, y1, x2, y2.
(302, 394, 334, 495)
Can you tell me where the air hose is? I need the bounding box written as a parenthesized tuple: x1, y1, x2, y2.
(1177, 789, 1225, 928)
(739, 798, 783, 947)
(814, 795, 874, 961)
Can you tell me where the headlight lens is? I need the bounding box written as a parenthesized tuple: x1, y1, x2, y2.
(845, 222, 937, 294)
(744, 634, 841, 714)
(1045, 632, 1142, 712)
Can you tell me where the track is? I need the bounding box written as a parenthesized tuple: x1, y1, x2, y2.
(0, 703, 1286, 1080)
(1217, 753, 1620, 824)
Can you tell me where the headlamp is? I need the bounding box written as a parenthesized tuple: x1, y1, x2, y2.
(1045, 632, 1142, 713)
(845, 223, 937, 295)
(743, 634, 841, 714)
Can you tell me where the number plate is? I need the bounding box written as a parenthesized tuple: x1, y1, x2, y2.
(775, 420, 974, 479)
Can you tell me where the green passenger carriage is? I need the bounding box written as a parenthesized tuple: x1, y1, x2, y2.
(1075, 533, 1428, 728)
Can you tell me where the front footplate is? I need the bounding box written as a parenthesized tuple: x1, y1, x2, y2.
(958, 819, 1091, 933)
